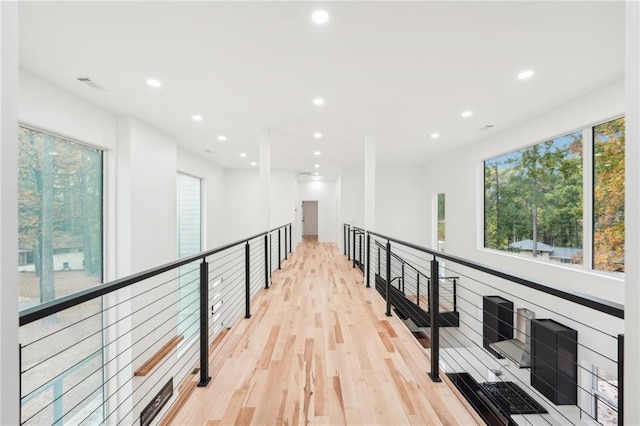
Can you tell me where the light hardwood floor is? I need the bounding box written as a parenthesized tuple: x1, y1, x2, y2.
(169, 237, 481, 425)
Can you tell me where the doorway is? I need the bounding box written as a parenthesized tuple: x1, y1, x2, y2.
(302, 200, 318, 238)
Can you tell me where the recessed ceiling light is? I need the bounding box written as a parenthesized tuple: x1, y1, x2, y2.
(518, 70, 535, 80)
(146, 78, 162, 87)
(240, 152, 247, 158)
(314, 172, 320, 176)
(314, 132, 323, 139)
(251, 161, 257, 166)
(461, 110, 473, 118)
(192, 114, 203, 121)
(430, 133, 440, 139)
(313, 98, 325, 106)
(314, 151, 321, 156)
(314, 164, 320, 168)
(312, 10, 330, 25)
(218, 135, 227, 141)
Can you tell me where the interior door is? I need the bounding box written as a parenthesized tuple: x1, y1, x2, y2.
(302, 200, 318, 236)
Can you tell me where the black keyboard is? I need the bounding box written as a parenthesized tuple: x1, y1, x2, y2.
(478, 381, 548, 415)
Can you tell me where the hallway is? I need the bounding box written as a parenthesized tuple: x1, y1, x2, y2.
(169, 238, 480, 425)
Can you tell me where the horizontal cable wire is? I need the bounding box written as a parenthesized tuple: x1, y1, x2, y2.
(445, 264, 620, 340)
(451, 290, 618, 390)
(21, 266, 200, 349)
(23, 299, 202, 425)
(450, 277, 619, 365)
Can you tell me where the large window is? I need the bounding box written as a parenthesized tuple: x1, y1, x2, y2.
(593, 117, 625, 272)
(177, 173, 202, 341)
(19, 127, 104, 424)
(484, 131, 583, 264)
(484, 117, 625, 272)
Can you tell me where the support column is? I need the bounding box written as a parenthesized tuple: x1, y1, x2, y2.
(364, 130, 376, 285)
(0, 3, 20, 423)
(625, 2, 640, 424)
(259, 129, 271, 232)
(259, 129, 271, 287)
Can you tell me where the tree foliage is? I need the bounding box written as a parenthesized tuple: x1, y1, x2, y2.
(18, 127, 103, 304)
(484, 131, 583, 261)
(593, 117, 625, 272)
(484, 117, 625, 272)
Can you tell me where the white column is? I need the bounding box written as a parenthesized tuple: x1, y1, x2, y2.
(364, 130, 376, 230)
(625, 1, 640, 424)
(364, 130, 376, 284)
(259, 128, 271, 232)
(0, 2, 20, 424)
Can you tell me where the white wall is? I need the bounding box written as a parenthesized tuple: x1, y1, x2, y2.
(423, 80, 625, 305)
(298, 181, 338, 244)
(624, 2, 640, 422)
(339, 167, 365, 227)
(224, 169, 262, 242)
(19, 70, 117, 151)
(375, 166, 428, 245)
(270, 169, 297, 231)
(1, 3, 20, 423)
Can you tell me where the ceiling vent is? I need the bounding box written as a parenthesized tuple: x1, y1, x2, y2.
(76, 77, 105, 91)
(480, 124, 495, 131)
(298, 172, 312, 176)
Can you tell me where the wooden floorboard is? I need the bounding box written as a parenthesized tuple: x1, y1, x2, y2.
(169, 237, 480, 425)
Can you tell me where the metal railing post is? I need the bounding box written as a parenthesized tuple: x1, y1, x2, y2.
(245, 242, 251, 319)
(377, 245, 380, 275)
(278, 229, 282, 270)
(352, 230, 356, 268)
(289, 224, 292, 253)
(416, 272, 420, 307)
(343, 225, 347, 255)
(453, 278, 458, 312)
(264, 234, 269, 289)
(198, 259, 211, 386)
(618, 334, 624, 426)
(385, 240, 392, 317)
(429, 257, 441, 382)
(366, 233, 371, 288)
(284, 226, 288, 261)
(401, 263, 405, 293)
(347, 225, 351, 260)
(359, 233, 363, 269)
(269, 232, 273, 277)
(284, 226, 289, 260)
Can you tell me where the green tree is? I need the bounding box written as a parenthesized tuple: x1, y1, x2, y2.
(18, 128, 103, 305)
(484, 132, 583, 258)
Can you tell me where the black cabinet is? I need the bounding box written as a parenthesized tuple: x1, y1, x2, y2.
(531, 319, 577, 405)
(483, 296, 513, 359)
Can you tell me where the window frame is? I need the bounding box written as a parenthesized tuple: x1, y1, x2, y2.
(481, 115, 625, 275)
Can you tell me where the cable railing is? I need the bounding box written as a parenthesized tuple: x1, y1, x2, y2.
(19, 224, 292, 426)
(350, 229, 624, 426)
(269, 223, 292, 278)
(342, 224, 365, 272)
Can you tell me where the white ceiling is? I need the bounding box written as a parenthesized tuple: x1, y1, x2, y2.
(18, 1, 625, 179)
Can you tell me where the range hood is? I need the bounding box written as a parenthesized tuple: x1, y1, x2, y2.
(489, 308, 535, 368)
